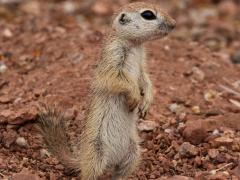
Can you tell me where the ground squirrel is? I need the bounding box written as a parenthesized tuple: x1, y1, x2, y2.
(38, 2, 175, 180)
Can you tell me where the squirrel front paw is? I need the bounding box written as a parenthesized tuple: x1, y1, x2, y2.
(126, 89, 141, 112)
(138, 89, 153, 119)
(138, 100, 150, 119)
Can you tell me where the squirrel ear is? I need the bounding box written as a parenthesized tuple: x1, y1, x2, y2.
(119, 13, 131, 25)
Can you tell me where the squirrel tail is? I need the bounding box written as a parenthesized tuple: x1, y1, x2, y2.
(37, 106, 80, 175)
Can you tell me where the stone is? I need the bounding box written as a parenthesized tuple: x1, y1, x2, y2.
(3, 28, 13, 38)
(169, 103, 185, 115)
(20, 1, 40, 15)
(15, 137, 28, 148)
(12, 168, 40, 180)
(0, 62, 7, 73)
(192, 106, 201, 114)
(159, 175, 194, 180)
(183, 120, 208, 145)
(192, 67, 205, 81)
(2, 130, 17, 148)
(178, 142, 198, 157)
(0, 106, 38, 125)
(207, 114, 240, 130)
(40, 149, 51, 158)
(62, 1, 77, 14)
(208, 149, 219, 159)
(138, 120, 158, 132)
(231, 50, 240, 64)
(211, 137, 234, 148)
(232, 164, 240, 179)
(204, 90, 218, 102)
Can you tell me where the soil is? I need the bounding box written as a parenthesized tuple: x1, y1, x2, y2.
(0, 0, 240, 179)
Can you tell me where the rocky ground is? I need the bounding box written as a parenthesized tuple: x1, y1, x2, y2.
(0, 0, 240, 179)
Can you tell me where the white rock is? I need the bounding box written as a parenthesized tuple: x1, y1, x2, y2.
(0, 63, 7, 73)
(169, 103, 184, 114)
(177, 122, 186, 131)
(204, 90, 218, 101)
(3, 29, 13, 38)
(192, 67, 205, 81)
(164, 128, 172, 134)
(63, 1, 77, 14)
(40, 149, 51, 158)
(15, 137, 28, 148)
(138, 120, 158, 131)
(212, 129, 220, 135)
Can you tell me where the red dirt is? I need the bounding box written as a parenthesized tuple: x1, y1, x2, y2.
(0, 0, 240, 179)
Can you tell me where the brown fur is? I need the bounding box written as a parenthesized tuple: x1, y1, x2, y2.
(37, 2, 175, 180)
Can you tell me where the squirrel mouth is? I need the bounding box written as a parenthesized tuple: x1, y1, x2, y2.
(159, 23, 175, 34)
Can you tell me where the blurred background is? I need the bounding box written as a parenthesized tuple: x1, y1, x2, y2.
(0, 0, 240, 180)
(1, 0, 240, 54)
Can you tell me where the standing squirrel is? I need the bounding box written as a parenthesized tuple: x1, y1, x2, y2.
(38, 2, 175, 180)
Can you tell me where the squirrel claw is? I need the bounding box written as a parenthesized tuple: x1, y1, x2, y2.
(128, 99, 139, 112)
(138, 107, 147, 119)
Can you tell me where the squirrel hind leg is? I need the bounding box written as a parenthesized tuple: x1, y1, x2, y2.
(80, 150, 107, 180)
(112, 142, 140, 180)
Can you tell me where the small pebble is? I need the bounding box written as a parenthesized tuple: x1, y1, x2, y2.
(212, 129, 220, 135)
(178, 142, 198, 157)
(138, 120, 158, 132)
(169, 103, 178, 113)
(192, 106, 201, 114)
(177, 122, 185, 131)
(192, 67, 205, 81)
(164, 128, 172, 134)
(40, 149, 51, 158)
(204, 90, 218, 101)
(3, 29, 13, 38)
(0, 63, 7, 73)
(231, 50, 240, 64)
(169, 103, 184, 114)
(15, 137, 28, 148)
(63, 1, 77, 14)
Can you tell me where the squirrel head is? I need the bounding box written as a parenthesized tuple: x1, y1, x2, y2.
(112, 2, 176, 43)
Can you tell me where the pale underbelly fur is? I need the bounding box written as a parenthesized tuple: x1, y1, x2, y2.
(100, 95, 138, 165)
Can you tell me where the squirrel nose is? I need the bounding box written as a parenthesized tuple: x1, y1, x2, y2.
(169, 22, 176, 30)
(167, 20, 176, 31)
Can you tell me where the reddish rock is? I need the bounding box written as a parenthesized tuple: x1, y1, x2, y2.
(0, 109, 12, 124)
(183, 120, 208, 145)
(208, 149, 219, 159)
(232, 164, 240, 179)
(138, 120, 158, 132)
(178, 142, 198, 157)
(2, 129, 17, 148)
(206, 171, 231, 180)
(0, 156, 7, 169)
(183, 113, 240, 145)
(12, 169, 41, 180)
(159, 176, 194, 180)
(203, 114, 240, 131)
(211, 137, 234, 148)
(0, 106, 37, 125)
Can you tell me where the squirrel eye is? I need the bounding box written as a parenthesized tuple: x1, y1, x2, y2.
(141, 10, 156, 20)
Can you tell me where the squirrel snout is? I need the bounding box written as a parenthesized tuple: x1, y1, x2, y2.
(165, 18, 176, 31)
(159, 17, 176, 33)
(168, 21, 176, 30)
